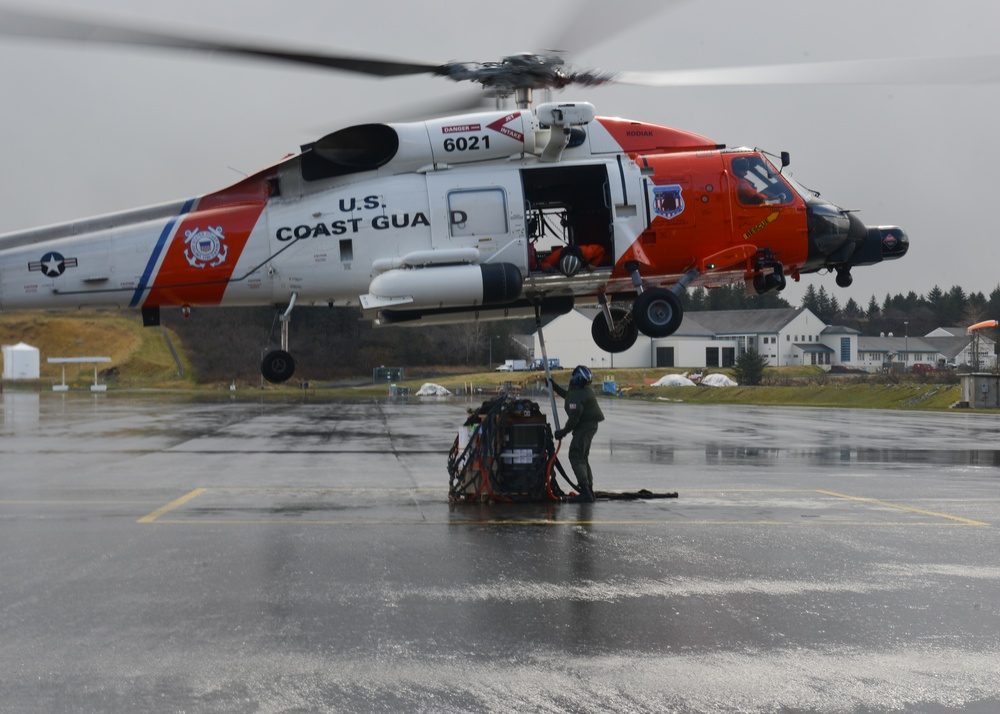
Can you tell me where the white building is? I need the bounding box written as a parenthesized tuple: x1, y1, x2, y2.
(2, 342, 41, 379)
(533, 309, 990, 371)
(857, 327, 996, 371)
(534, 307, 850, 369)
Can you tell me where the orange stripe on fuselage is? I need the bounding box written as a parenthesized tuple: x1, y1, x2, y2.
(144, 173, 272, 307)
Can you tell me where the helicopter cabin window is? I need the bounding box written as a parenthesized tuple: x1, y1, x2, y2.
(730, 156, 795, 207)
(448, 189, 508, 239)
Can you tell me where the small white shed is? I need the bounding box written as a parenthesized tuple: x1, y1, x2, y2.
(2, 342, 41, 380)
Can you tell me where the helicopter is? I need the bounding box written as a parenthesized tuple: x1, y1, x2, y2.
(4, 5, 970, 383)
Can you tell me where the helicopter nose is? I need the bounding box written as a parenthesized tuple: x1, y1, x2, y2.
(842, 223, 909, 268)
(806, 202, 856, 257)
(867, 226, 909, 261)
(805, 203, 909, 274)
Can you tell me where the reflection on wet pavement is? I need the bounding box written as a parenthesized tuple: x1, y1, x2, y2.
(2, 392, 1000, 712)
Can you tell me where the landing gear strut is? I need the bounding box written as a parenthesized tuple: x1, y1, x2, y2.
(261, 294, 297, 384)
(591, 295, 638, 353)
(592, 263, 694, 353)
(627, 261, 689, 338)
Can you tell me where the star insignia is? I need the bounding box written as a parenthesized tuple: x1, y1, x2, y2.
(28, 252, 78, 277)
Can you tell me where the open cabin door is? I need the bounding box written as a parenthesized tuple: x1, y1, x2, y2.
(520, 164, 614, 272)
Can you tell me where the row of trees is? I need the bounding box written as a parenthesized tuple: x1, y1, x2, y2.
(797, 283, 1000, 338)
(161, 306, 529, 383)
(683, 282, 1000, 338)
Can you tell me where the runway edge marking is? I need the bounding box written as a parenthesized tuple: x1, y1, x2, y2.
(137, 488, 207, 524)
(816, 490, 990, 527)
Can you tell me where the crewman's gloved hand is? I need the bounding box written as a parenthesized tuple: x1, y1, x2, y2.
(554, 429, 567, 440)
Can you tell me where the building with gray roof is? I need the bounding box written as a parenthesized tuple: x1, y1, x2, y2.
(532, 309, 993, 371)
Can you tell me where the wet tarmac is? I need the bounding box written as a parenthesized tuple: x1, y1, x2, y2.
(2, 390, 1000, 713)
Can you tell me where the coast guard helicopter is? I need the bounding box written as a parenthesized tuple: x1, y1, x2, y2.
(0, 7, 939, 382)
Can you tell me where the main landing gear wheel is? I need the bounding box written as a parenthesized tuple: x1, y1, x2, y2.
(261, 349, 296, 384)
(591, 306, 639, 353)
(632, 288, 683, 338)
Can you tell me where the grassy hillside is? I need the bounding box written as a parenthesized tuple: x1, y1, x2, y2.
(0, 311, 192, 387)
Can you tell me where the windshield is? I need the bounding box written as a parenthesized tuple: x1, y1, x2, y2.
(730, 154, 797, 206)
(777, 169, 817, 202)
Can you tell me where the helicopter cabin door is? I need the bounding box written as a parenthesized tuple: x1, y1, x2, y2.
(425, 172, 527, 271)
(520, 164, 614, 273)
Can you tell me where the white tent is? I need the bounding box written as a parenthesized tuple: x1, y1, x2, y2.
(652, 374, 697, 387)
(701, 373, 739, 387)
(415, 382, 451, 396)
(2, 342, 41, 380)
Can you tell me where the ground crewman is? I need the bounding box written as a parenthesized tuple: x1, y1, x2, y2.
(550, 365, 604, 502)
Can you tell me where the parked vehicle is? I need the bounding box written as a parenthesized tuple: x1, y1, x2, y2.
(496, 359, 529, 372)
(531, 358, 561, 371)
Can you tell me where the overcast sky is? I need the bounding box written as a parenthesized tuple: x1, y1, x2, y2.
(2, 0, 999, 314)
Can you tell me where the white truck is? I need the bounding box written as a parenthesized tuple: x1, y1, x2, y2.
(495, 359, 529, 372)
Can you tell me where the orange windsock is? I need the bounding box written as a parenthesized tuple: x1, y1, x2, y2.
(967, 319, 998, 332)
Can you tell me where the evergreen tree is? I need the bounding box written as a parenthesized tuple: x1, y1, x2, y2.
(816, 285, 832, 320)
(733, 348, 768, 386)
(801, 284, 820, 315)
(867, 295, 881, 317)
(988, 285, 1000, 319)
(936, 286, 968, 326)
(829, 295, 841, 320)
(843, 298, 864, 319)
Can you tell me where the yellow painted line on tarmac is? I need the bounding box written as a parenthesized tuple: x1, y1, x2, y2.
(137, 488, 207, 524)
(133, 487, 991, 527)
(816, 490, 989, 526)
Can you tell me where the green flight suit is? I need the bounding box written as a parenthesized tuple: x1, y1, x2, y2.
(552, 380, 605, 500)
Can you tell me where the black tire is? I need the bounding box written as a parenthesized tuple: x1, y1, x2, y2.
(632, 288, 683, 338)
(591, 307, 639, 353)
(261, 349, 296, 384)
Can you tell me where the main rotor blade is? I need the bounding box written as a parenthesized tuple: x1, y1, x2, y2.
(615, 55, 1000, 86)
(545, 0, 686, 57)
(0, 8, 448, 78)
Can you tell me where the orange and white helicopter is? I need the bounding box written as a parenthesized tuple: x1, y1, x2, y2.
(0, 8, 929, 382)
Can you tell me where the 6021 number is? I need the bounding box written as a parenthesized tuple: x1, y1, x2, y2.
(443, 135, 491, 152)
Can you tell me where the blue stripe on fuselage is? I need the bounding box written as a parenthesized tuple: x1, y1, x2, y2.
(129, 198, 197, 308)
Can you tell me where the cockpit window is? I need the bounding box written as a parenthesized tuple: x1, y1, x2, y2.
(730, 155, 796, 206)
(780, 171, 816, 203)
